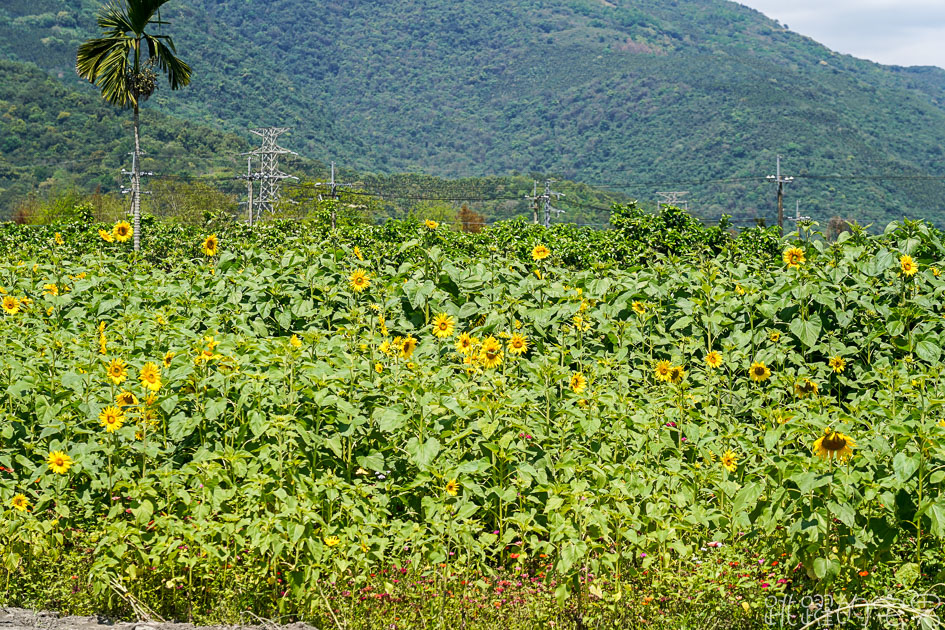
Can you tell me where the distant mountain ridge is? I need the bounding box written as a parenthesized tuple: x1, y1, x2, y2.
(2, 0, 945, 225)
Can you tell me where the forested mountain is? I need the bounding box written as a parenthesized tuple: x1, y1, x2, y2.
(2, 0, 945, 225)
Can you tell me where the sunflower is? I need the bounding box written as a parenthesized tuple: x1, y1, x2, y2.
(354, 246, 364, 261)
(374, 362, 384, 374)
(400, 335, 418, 359)
(54, 232, 64, 246)
(632, 301, 647, 315)
(431, 313, 455, 339)
(349, 269, 371, 293)
(749, 362, 771, 383)
(735, 283, 745, 296)
(10, 493, 29, 512)
(705, 351, 723, 369)
(531, 244, 550, 261)
(113, 221, 133, 243)
(479, 336, 503, 369)
(115, 391, 138, 407)
(782, 246, 805, 269)
(107, 358, 127, 385)
(43, 283, 59, 296)
(508, 333, 528, 355)
(654, 360, 672, 382)
(828, 356, 846, 374)
(666, 366, 685, 384)
(98, 406, 125, 433)
(140, 362, 162, 392)
(456, 333, 475, 355)
(769, 331, 781, 343)
(900, 254, 918, 277)
(813, 428, 856, 461)
(424, 219, 439, 230)
(163, 351, 175, 369)
(47, 450, 73, 475)
(721, 451, 737, 473)
(794, 378, 819, 399)
(570, 372, 587, 394)
(290, 334, 302, 348)
(445, 479, 460, 496)
(98, 229, 114, 243)
(1, 296, 19, 315)
(201, 234, 219, 257)
(933, 267, 941, 277)
(324, 536, 341, 547)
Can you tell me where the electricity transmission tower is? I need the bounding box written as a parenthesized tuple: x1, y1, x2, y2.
(525, 180, 565, 228)
(655, 191, 689, 210)
(766, 155, 793, 235)
(243, 127, 298, 222)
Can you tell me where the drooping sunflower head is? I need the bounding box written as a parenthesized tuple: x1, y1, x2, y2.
(107, 358, 127, 385)
(508, 333, 528, 355)
(669, 366, 686, 384)
(531, 244, 550, 262)
(828, 356, 846, 374)
(354, 246, 363, 261)
(445, 479, 460, 496)
(705, 351, 723, 369)
(782, 246, 806, 269)
(10, 494, 29, 512)
(113, 221, 133, 243)
(456, 333, 475, 355)
(54, 232, 64, 246)
(632, 301, 647, 315)
(431, 313, 455, 339)
(202, 234, 219, 257)
(654, 360, 672, 382)
(400, 335, 418, 359)
(424, 219, 439, 230)
(47, 450, 73, 475)
(813, 429, 856, 461)
(43, 283, 59, 296)
(349, 269, 371, 293)
(749, 361, 771, 383)
(1, 295, 19, 315)
(115, 391, 138, 407)
(98, 229, 115, 243)
(721, 451, 738, 473)
(140, 362, 162, 392)
(900, 254, 918, 277)
(570, 372, 587, 394)
(98, 406, 126, 433)
(794, 378, 819, 399)
(479, 336, 503, 369)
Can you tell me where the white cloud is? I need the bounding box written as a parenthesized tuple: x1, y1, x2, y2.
(736, 0, 945, 69)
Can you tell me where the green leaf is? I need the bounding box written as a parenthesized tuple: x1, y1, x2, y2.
(789, 315, 822, 348)
(407, 437, 440, 468)
(375, 408, 406, 432)
(893, 452, 920, 483)
(915, 339, 942, 364)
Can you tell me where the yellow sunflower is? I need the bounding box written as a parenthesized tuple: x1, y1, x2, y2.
(769, 331, 781, 343)
(107, 358, 127, 385)
(115, 391, 138, 407)
(654, 360, 672, 382)
(98, 229, 115, 243)
(113, 221, 133, 243)
(374, 362, 384, 374)
(431, 313, 455, 339)
(900, 255, 918, 277)
(354, 246, 364, 261)
(349, 269, 371, 293)
(813, 428, 856, 461)
(782, 246, 806, 269)
(721, 451, 737, 473)
(424, 219, 439, 230)
(54, 232, 64, 246)
(47, 450, 73, 475)
(508, 333, 528, 355)
(705, 351, 723, 369)
(456, 333, 476, 355)
(290, 334, 302, 348)
(479, 336, 503, 368)
(531, 244, 550, 261)
(445, 479, 460, 496)
(570, 372, 587, 394)
(324, 536, 341, 547)
(749, 361, 771, 383)
(932, 267, 941, 277)
(2, 295, 19, 315)
(794, 378, 819, 399)
(43, 283, 59, 296)
(10, 494, 29, 512)
(98, 406, 125, 433)
(140, 362, 162, 392)
(669, 366, 687, 384)
(163, 351, 175, 369)
(202, 234, 219, 257)
(632, 301, 647, 315)
(400, 335, 418, 359)
(828, 356, 846, 374)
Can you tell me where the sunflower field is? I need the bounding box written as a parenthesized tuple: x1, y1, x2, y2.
(1, 215, 944, 628)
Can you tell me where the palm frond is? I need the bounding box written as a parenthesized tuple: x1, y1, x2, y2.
(144, 35, 192, 90)
(97, 2, 136, 35)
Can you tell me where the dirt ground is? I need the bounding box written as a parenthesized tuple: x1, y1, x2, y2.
(0, 609, 320, 630)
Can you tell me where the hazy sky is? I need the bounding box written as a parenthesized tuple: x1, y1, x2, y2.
(736, 1, 945, 69)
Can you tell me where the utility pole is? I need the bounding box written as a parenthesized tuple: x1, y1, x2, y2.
(790, 199, 811, 241)
(655, 191, 689, 211)
(243, 127, 298, 223)
(525, 180, 564, 228)
(766, 156, 793, 236)
(314, 162, 354, 229)
(121, 152, 153, 246)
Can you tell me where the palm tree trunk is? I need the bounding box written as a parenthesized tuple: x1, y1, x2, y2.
(133, 102, 141, 252)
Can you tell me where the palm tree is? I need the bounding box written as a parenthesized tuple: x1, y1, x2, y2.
(77, 1, 191, 252)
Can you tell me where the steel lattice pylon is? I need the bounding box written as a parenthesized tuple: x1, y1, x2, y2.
(245, 127, 297, 222)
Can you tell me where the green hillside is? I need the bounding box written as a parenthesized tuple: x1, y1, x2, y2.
(2, 0, 945, 224)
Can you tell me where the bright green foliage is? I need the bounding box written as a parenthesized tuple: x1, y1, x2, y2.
(0, 216, 944, 624)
